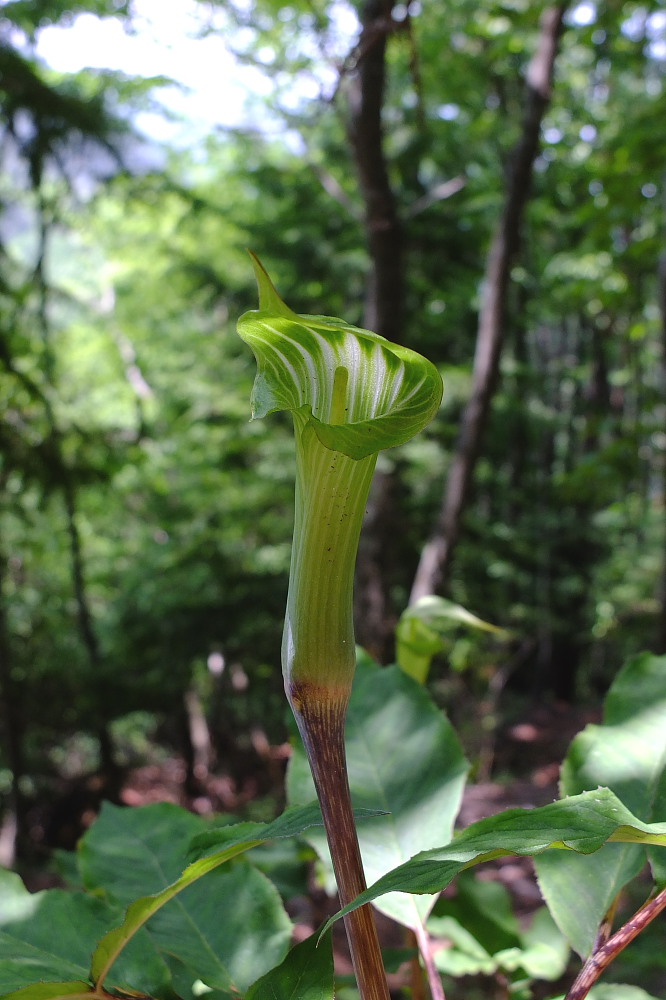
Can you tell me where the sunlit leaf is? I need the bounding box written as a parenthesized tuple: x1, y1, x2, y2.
(325, 787, 666, 931)
(245, 931, 334, 1000)
(536, 652, 666, 956)
(145, 861, 292, 995)
(90, 800, 380, 990)
(0, 888, 168, 999)
(396, 595, 509, 683)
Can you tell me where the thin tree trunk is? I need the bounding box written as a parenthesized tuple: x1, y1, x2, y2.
(347, 0, 406, 659)
(410, 4, 569, 603)
(347, 0, 404, 344)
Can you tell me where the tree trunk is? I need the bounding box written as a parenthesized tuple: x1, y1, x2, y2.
(347, 0, 404, 344)
(410, 4, 569, 603)
(347, 0, 406, 659)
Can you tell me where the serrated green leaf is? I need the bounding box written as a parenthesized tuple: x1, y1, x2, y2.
(536, 652, 666, 957)
(189, 800, 385, 860)
(146, 861, 292, 994)
(245, 931, 334, 1000)
(90, 800, 374, 991)
(324, 787, 666, 932)
(0, 888, 169, 999)
(237, 255, 443, 460)
(80, 800, 207, 904)
(287, 659, 468, 930)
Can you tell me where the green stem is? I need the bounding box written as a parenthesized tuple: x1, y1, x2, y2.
(283, 413, 377, 692)
(282, 414, 388, 1000)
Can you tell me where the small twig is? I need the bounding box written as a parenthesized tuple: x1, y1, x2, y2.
(412, 911, 446, 1000)
(565, 886, 666, 1000)
(309, 162, 362, 219)
(406, 177, 466, 218)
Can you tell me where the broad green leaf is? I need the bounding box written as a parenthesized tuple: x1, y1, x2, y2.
(428, 872, 521, 956)
(287, 659, 468, 929)
(500, 907, 569, 981)
(245, 931, 334, 1000)
(585, 988, 661, 1000)
(249, 837, 311, 900)
(237, 255, 443, 460)
(146, 861, 292, 995)
(428, 885, 567, 981)
(648, 763, 666, 887)
(429, 916, 496, 975)
(536, 652, 666, 957)
(2, 983, 92, 1000)
(189, 800, 385, 860)
(0, 888, 169, 999)
(0, 870, 42, 925)
(396, 595, 508, 683)
(91, 800, 374, 990)
(325, 787, 666, 930)
(79, 800, 207, 904)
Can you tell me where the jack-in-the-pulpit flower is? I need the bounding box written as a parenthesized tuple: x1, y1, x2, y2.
(238, 254, 442, 1000)
(237, 254, 443, 707)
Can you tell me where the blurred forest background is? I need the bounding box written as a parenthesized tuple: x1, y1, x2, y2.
(1, 0, 665, 867)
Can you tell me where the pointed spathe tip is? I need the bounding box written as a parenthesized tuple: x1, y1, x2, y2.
(247, 251, 299, 318)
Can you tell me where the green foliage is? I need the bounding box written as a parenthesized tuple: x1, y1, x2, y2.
(3, 0, 666, 815)
(4, 651, 666, 999)
(245, 932, 335, 1000)
(2, 0, 666, 996)
(395, 595, 509, 683)
(0, 801, 351, 999)
(429, 878, 569, 985)
(536, 652, 666, 957)
(330, 786, 666, 918)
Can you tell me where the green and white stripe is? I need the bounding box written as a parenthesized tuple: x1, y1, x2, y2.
(237, 257, 443, 460)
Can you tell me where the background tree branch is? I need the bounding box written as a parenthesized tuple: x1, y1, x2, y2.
(410, 3, 570, 603)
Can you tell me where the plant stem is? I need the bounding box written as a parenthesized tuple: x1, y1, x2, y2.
(290, 690, 390, 1000)
(412, 912, 446, 1000)
(565, 886, 666, 1000)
